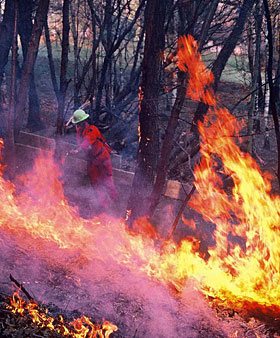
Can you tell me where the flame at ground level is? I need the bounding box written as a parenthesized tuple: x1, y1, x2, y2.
(0, 35, 280, 327)
(7, 290, 118, 338)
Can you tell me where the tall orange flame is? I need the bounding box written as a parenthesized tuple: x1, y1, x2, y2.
(173, 36, 280, 311)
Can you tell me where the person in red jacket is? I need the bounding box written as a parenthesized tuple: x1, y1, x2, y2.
(69, 109, 118, 211)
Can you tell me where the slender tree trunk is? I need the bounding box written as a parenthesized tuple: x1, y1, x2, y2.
(248, 2, 262, 152)
(5, 0, 18, 179)
(252, 2, 262, 133)
(14, 0, 50, 138)
(247, 19, 254, 154)
(149, 71, 186, 215)
(56, 0, 71, 136)
(95, 0, 112, 116)
(263, 0, 280, 188)
(198, 0, 219, 52)
(247, 3, 262, 153)
(274, 16, 280, 114)
(44, 20, 59, 101)
(70, 0, 80, 108)
(192, 0, 256, 133)
(105, 0, 113, 111)
(258, 70, 265, 114)
(54, 0, 71, 164)
(86, 0, 97, 104)
(113, 27, 145, 105)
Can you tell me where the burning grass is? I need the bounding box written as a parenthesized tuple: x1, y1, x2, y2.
(0, 286, 278, 338)
(0, 289, 117, 338)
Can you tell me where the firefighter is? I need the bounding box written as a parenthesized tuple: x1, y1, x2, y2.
(69, 109, 118, 211)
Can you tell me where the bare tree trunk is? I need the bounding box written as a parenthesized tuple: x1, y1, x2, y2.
(252, 3, 262, 134)
(247, 18, 254, 154)
(126, 0, 166, 226)
(14, 0, 50, 138)
(274, 15, 280, 115)
(248, 2, 262, 155)
(87, 0, 97, 102)
(70, 0, 80, 108)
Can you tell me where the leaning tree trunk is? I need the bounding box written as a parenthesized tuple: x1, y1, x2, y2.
(192, 0, 256, 134)
(54, 0, 71, 164)
(14, 0, 50, 138)
(198, 0, 219, 52)
(126, 0, 166, 226)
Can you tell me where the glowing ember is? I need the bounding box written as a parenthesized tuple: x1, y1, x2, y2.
(7, 290, 118, 337)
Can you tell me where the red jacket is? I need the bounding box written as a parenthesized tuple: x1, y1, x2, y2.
(77, 123, 111, 164)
